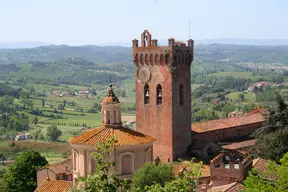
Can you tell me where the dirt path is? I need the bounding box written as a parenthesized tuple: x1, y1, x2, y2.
(122, 116, 136, 122)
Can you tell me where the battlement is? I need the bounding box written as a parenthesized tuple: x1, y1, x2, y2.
(132, 30, 194, 67)
(210, 151, 252, 186)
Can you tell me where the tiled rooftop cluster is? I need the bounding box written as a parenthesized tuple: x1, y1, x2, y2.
(35, 179, 71, 192)
(39, 158, 72, 175)
(68, 125, 155, 147)
(192, 108, 267, 133)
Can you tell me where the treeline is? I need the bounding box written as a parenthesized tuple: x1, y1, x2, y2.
(0, 83, 22, 98)
(0, 95, 29, 134)
(194, 76, 251, 92)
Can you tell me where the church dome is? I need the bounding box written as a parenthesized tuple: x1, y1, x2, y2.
(68, 125, 155, 147)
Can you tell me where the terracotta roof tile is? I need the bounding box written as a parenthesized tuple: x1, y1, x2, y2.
(222, 139, 256, 150)
(208, 182, 239, 192)
(253, 158, 268, 174)
(225, 182, 245, 192)
(173, 161, 210, 178)
(35, 180, 72, 192)
(68, 125, 155, 147)
(192, 110, 266, 133)
(39, 158, 72, 175)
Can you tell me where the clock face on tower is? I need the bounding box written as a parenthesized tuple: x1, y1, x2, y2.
(137, 66, 151, 83)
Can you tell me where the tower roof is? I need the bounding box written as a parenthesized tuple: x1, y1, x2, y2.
(68, 125, 155, 147)
(102, 84, 120, 104)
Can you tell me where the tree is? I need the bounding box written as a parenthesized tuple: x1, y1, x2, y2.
(253, 93, 288, 162)
(4, 150, 48, 192)
(41, 99, 45, 107)
(143, 159, 202, 192)
(32, 129, 43, 140)
(239, 93, 245, 101)
(74, 136, 130, 192)
(222, 104, 235, 117)
(58, 104, 64, 110)
(244, 152, 288, 192)
(20, 93, 33, 109)
(32, 116, 38, 125)
(121, 90, 126, 97)
(0, 178, 8, 192)
(46, 124, 62, 141)
(29, 86, 36, 96)
(132, 163, 174, 191)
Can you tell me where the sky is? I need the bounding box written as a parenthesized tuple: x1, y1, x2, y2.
(0, 0, 287, 45)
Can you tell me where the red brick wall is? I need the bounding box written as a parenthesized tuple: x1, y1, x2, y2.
(192, 122, 262, 142)
(133, 32, 193, 162)
(172, 49, 192, 159)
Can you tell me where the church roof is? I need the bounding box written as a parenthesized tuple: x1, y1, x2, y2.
(35, 180, 72, 192)
(191, 108, 267, 133)
(68, 125, 155, 147)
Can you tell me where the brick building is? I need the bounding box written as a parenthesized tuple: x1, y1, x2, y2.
(191, 108, 267, 143)
(132, 30, 194, 162)
(210, 150, 253, 187)
(37, 158, 73, 187)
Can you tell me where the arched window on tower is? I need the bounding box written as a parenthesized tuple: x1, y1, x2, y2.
(156, 84, 162, 105)
(180, 84, 184, 105)
(144, 84, 150, 104)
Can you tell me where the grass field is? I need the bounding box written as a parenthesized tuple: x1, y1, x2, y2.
(226, 91, 256, 102)
(30, 124, 83, 141)
(0, 140, 71, 164)
(31, 84, 90, 94)
(208, 71, 266, 81)
(191, 84, 202, 91)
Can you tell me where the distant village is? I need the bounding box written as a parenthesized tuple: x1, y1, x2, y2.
(51, 89, 92, 98)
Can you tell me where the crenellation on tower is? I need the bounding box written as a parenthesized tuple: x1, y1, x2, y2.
(210, 150, 252, 187)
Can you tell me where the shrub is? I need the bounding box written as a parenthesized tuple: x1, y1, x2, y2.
(131, 162, 174, 191)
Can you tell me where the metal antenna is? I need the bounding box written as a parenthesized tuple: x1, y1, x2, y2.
(109, 76, 112, 88)
(189, 21, 191, 40)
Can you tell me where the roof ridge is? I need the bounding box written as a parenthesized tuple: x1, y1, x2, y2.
(192, 112, 263, 125)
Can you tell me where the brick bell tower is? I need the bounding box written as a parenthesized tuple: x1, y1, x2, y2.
(132, 30, 194, 162)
